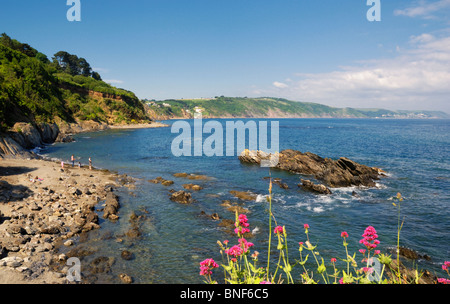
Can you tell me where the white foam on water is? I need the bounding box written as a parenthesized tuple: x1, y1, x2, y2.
(255, 194, 268, 203)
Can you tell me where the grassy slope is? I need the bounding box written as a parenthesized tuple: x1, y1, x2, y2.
(146, 97, 449, 119)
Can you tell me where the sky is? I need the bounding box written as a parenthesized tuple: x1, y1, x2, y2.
(1, 0, 449, 113)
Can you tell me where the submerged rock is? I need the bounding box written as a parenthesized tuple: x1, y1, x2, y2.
(229, 190, 257, 201)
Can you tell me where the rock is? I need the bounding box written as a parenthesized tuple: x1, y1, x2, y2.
(125, 227, 142, 239)
(299, 179, 332, 195)
(182, 184, 203, 191)
(397, 247, 432, 261)
(10, 123, 43, 149)
(64, 240, 74, 247)
(58, 254, 68, 261)
(169, 190, 193, 204)
(263, 177, 289, 189)
(39, 225, 60, 235)
(28, 202, 41, 211)
(121, 250, 134, 261)
(103, 192, 120, 220)
(173, 173, 188, 178)
(239, 149, 382, 188)
(229, 190, 257, 201)
(0, 256, 23, 268)
(88, 256, 115, 274)
(161, 180, 174, 186)
(119, 273, 133, 284)
(149, 177, 174, 186)
(221, 200, 250, 214)
(6, 225, 25, 235)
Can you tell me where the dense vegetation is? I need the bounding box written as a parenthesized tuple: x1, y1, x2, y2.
(147, 97, 449, 119)
(0, 33, 150, 131)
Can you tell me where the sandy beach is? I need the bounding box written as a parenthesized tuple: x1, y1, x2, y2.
(0, 157, 125, 283)
(108, 122, 170, 129)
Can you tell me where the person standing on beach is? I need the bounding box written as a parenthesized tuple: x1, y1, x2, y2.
(89, 157, 92, 170)
(71, 155, 75, 167)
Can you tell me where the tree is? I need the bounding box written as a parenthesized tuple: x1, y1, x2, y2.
(77, 57, 92, 77)
(92, 71, 102, 81)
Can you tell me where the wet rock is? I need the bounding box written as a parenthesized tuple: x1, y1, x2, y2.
(103, 192, 120, 220)
(119, 273, 133, 284)
(170, 190, 193, 204)
(263, 177, 289, 189)
(125, 227, 142, 239)
(221, 200, 250, 214)
(397, 247, 432, 261)
(88, 256, 115, 274)
(148, 176, 173, 186)
(229, 190, 257, 201)
(121, 250, 134, 261)
(173, 173, 188, 178)
(182, 184, 203, 191)
(161, 180, 174, 186)
(299, 179, 332, 195)
(239, 149, 382, 188)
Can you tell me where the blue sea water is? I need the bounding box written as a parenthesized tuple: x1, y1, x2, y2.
(40, 118, 450, 283)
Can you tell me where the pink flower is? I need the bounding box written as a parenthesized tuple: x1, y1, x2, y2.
(274, 226, 284, 234)
(225, 245, 243, 258)
(443, 265, 448, 271)
(331, 258, 337, 263)
(260, 281, 272, 284)
(223, 240, 229, 246)
(437, 278, 450, 284)
(359, 249, 366, 254)
(374, 250, 381, 255)
(360, 226, 380, 251)
(304, 224, 310, 229)
(199, 258, 219, 276)
(341, 231, 348, 238)
(234, 214, 251, 236)
(238, 238, 254, 253)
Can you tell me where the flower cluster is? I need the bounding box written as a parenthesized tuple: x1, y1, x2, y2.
(438, 261, 450, 284)
(274, 226, 284, 234)
(225, 245, 243, 258)
(238, 237, 254, 253)
(359, 226, 380, 250)
(234, 214, 250, 236)
(199, 258, 219, 276)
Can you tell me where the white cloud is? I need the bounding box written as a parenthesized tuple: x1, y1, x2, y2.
(254, 33, 450, 112)
(394, 0, 450, 19)
(273, 81, 289, 88)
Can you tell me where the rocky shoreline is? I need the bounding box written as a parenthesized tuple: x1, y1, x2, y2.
(0, 157, 126, 283)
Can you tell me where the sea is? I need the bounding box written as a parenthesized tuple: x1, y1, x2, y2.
(39, 118, 450, 283)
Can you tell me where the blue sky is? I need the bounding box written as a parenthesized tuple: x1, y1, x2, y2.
(1, 0, 450, 112)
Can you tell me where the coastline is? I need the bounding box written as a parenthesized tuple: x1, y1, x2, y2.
(107, 122, 170, 129)
(0, 157, 124, 283)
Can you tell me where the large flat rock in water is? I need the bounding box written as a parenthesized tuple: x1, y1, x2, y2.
(238, 149, 384, 188)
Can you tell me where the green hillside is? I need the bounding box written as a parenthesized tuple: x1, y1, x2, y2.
(145, 97, 449, 119)
(0, 33, 150, 131)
